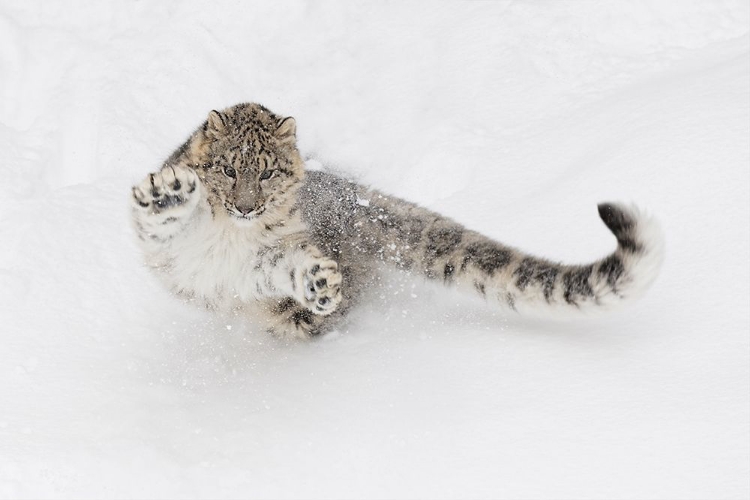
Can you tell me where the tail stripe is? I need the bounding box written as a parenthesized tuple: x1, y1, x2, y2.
(513, 257, 559, 301)
(598, 254, 625, 289)
(461, 241, 513, 275)
(425, 225, 464, 277)
(425, 226, 464, 258)
(562, 265, 594, 305)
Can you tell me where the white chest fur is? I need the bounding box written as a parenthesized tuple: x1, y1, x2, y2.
(144, 209, 282, 309)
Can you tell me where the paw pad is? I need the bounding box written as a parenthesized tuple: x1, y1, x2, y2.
(301, 260, 342, 315)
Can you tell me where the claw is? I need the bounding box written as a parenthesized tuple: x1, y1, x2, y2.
(132, 164, 198, 213)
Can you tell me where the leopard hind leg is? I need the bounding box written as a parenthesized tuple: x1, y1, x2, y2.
(255, 297, 342, 340)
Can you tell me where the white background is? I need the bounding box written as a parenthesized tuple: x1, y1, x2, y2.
(0, 1, 748, 498)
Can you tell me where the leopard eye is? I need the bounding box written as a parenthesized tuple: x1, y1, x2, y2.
(259, 170, 273, 181)
(224, 165, 236, 178)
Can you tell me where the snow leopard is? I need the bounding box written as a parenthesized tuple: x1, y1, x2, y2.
(131, 102, 664, 339)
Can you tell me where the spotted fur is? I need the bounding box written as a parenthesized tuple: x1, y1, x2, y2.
(131, 103, 664, 338)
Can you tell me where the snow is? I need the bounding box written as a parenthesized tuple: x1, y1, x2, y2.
(1, 1, 748, 498)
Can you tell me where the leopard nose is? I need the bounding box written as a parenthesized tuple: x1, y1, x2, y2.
(235, 203, 254, 215)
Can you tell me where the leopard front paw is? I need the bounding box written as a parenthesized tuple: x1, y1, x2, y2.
(132, 164, 199, 216)
(298, 260, 343, 316)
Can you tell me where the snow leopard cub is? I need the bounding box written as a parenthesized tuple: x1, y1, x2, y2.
(131, 102, 663, 339)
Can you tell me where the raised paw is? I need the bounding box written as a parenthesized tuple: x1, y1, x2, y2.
(131, 164, 199, 215)
(299, 260, 343, 316)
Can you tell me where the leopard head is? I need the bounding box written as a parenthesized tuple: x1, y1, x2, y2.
(183, 102, 305, 225)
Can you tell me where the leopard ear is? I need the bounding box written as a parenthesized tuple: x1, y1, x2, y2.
(276, 116, 296, 144)
(206, 110, 227, 137)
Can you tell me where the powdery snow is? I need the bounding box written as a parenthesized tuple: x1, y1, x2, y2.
(0, 1, 748, 499)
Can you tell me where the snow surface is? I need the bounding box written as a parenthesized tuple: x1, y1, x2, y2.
(1, 1, 749, 498)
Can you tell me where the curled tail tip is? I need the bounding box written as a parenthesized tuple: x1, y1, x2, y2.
(597, 201, 665, 302)
(597, 202, 663, 250)
(597, 202, 638, 236)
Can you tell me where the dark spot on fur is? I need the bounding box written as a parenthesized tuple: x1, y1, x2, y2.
(538, 268, 559, 301)
(617, 237, 641, 253)
(462, 242, 512, 275)
(376, 211, 426, 247)
(563, 265, 594, 304)
(514, 258, 559, 301)
(598, 254, 625, 288)
(315, 278, 327, 289)
(273, 297, 297, 314)
(269, 252, 284, 267)
(423, 225, 463, 278)
(310, 264, 320, 275)
(443, 263, 455, 281)
(291, 309, 314, 327)
(514, 259, 535, 290)
(290, 269, 296, 290)
(426, 226, 463, 258)
(506, 293, 516, 311)
(473, 280, 486, 297)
